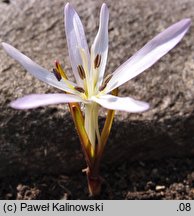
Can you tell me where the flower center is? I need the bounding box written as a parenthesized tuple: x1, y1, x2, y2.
(52, 50, 111, 102)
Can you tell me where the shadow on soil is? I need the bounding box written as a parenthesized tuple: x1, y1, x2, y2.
(0, 106, 194, 199)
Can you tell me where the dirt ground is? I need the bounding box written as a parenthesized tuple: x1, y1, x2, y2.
(1, 0, 194, 200)
(0, 157, 194, 199)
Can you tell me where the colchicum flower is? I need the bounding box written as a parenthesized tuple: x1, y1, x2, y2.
(2, 3, 191, 196)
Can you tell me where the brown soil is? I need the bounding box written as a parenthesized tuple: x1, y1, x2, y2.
(1, 157, 194, 200)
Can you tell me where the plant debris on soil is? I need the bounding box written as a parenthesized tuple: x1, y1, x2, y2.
(1, 157, 194, 200)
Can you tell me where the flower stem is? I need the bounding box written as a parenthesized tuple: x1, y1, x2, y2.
(85, 88, 118, 196)
(97, 88, 118, 160)
(69, 103, 94, 168)
(84, 166, 102, 197)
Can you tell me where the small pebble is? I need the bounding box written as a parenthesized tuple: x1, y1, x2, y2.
(155, 185, 165, 191)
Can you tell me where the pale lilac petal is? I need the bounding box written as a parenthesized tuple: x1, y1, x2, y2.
(2, 43, 77, 94)
(10, 93, 83, 109)
(91, 94, 149, 112)
(105, 19, 191, 93)
(64, 3, 90, 86)
(91, 3, 109, 86)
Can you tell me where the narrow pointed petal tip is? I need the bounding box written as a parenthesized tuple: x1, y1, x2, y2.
(10, 93, 83, 110)
(64, 2, 70, 13)
(181, 18, 191, 27)
(101, 3, 108, 13)
(91, 2, 109, 87)
(105, 18, 192, 93)
(64, 1, 90, 87)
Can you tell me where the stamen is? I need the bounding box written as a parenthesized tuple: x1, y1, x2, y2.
(74, 86, 85, 93)
(104, 74, 113, 84)
(52, 68, 61, 81)
(94, 54, 101, 69)
(77, 65, 86, 79)
(99, 83, 107, 91)
(98, 74, 112, 91)
(55, 61, 60, 70)
(55, 61, 68, 79)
